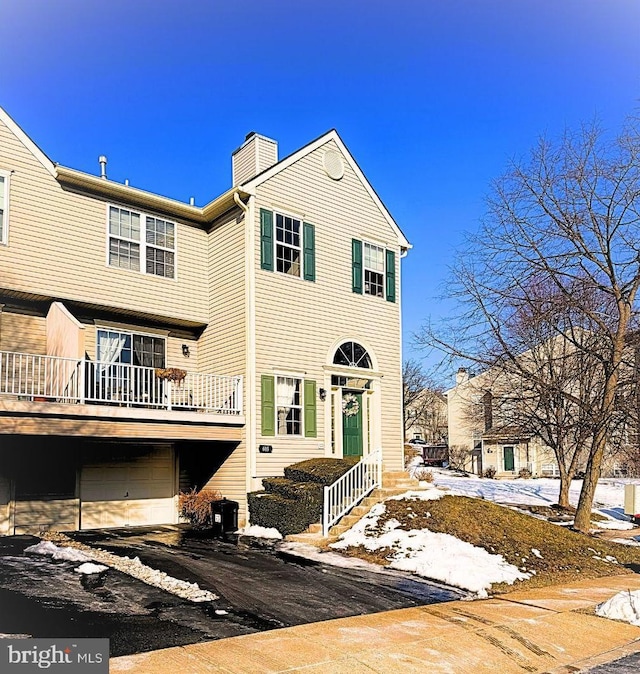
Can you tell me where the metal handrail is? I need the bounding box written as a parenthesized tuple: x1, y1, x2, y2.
(322, 449, 382, 536)
(0, 351, 243, 414)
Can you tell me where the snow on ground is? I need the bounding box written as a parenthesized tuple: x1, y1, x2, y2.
(25, 540, 91, 563)
(29, 538, 218, 603)
(237, 525, 283, 539)
(74, 562, 109, 575)
(596, 590, 640, 626)
(280, 541, 390, 573)
(330, 497, 531, 597)
(426, 467, 637, 524)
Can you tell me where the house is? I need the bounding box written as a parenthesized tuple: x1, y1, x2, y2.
(446, 367, 558, 477)
(404, 388, 447, 444)
(0, 108, 410, 535)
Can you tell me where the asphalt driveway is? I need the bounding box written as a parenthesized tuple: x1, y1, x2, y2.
(0, 527, 463, 657)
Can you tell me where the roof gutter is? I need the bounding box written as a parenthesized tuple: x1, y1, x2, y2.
(55, 165, 253, 226)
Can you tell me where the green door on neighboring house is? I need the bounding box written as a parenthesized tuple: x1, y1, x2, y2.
(503, 446, 515, 472)
(342, 392, 363, 458)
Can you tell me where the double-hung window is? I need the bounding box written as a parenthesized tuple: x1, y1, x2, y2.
(260, 209, 316, 282)
(0, 170, 9, 245)
(363, 242, 384, 297)
(108, 206, 175, 278)
(352, 238, 396, 303)
(261, 374, 317, 438)
(275, 213, 301, 277)
(276, 376, 302, 435)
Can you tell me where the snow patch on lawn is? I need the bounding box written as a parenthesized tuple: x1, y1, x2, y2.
(596, 590, 640, 626)
(594, 519, 635, 530)
(330, 500, 531, 596)
(238, 525, 283, 539)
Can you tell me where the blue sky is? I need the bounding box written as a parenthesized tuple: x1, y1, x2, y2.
(1, 0, 638, 379)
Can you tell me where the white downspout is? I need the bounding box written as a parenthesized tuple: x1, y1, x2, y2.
(234, 191, 258, 501)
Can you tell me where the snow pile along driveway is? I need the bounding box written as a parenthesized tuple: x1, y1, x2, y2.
(596, 590, 640, 626)
(331, 490, 531, 597)
(26, 538, 217, 603)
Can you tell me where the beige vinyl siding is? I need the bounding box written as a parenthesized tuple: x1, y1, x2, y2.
(253, 140, 404, 476)
(232, 145, 256, 186)
(0, 119, 208, 325)
(201, 443, 248, 525)
(0, 312, 46, 353)
(197, 213, 248, 518)
(199, 213, 247, 377)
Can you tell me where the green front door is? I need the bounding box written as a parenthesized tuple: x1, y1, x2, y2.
(503, 446, 515, 472)
(342, 392, 363, 457)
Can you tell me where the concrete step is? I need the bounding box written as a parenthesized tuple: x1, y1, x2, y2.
(307, 523, 322, 534)
(284, 532, 331, 547)
(329, 523, 350, 537)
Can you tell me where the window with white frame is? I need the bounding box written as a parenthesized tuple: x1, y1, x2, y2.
(97, 329, 166, 368)
(0, 172, 9, 245)
(108, 205, 175, 278)
(275, 213, 301, 277)
(276, 376, 302, 435)
(364, 242, 384, 297)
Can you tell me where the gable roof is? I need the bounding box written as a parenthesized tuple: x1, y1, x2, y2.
(241, 129, 411, 250)
(0, 107, 57, 178)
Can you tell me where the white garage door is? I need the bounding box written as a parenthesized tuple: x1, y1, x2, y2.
(80, 445, 176, 529)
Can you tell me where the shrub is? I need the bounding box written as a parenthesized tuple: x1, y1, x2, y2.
(179, 488, 222, 528)
(518, 467, 533, 479)
(247, 491, 319, 536)
(483, 466, 497, 479)
(414, 467, 434, 483)
(283, 458, 357, 486)
(262, 477, 324, 510)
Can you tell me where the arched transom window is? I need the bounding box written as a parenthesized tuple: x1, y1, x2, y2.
(333, 342, 372, 369)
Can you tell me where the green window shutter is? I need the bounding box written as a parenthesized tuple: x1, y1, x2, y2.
(304, 379, 317, 438)
(260, 209, 274, 271)
(303, 222, 315, 282)
(352, 239, 363, 294)
(385, 249, 396, 303)
(261, 375, 275, 436)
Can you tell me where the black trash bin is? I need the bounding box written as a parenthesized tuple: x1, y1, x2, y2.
(210, 498, 239, 538)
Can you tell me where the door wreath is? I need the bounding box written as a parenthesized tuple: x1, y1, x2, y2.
(342, 393, 360, 417)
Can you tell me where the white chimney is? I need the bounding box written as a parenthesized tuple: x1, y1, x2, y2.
(456, 367, 469, 386)
(232, 132, 278, 186)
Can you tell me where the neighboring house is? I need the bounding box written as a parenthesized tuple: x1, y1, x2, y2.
(404, 389, 447, 444)
(446, 368, 558, 477)
(0, 108, 410, 535)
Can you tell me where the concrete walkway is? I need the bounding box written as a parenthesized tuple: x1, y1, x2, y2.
(110, 574, 640, 673)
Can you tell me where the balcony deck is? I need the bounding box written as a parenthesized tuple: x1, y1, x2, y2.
(0, 351, 244, 440)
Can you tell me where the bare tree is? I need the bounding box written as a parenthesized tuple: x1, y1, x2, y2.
(403, 359, 446, 442)
(421, 118, 640, 532)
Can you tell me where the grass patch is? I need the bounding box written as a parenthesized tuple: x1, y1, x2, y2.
(339, 494, 640, 593)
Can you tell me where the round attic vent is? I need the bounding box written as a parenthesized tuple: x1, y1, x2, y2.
(323, 150, 344, 180)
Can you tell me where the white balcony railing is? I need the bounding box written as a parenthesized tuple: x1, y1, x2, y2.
(0, 351, 242, 415)
(322, 449, 382, 536)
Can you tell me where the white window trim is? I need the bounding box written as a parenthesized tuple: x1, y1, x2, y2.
(0, 169, 10, 246)
(105, 204, 178, 280)
(273, 208, 304, 280)
(275, 373, 304, 437)
(363, 240, 386, 299)
(95, 326, 167, 364)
